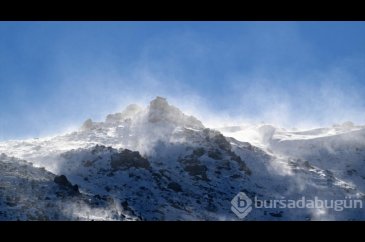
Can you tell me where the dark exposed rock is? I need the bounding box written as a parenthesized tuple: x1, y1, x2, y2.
(303, 160, 312, 168)
(91, 145, 109, 155)
(159, 169, 172, 181)
(107, 172, 114, 177)
(230, 174, 241, 179)
(121, 201, 129, 210)
(121, 200, 138, 218)
(179, 157, 198, 166)
(206, 202, 218, 212)
(111, 149, 151, 170)
(221, 160, 231, 170)
(184, 164, 209, 181)
(347, 169, 356, 176)
(193, 147, 205, 157)
(167, 182, 182, 192)
(203, 129, 232, 151)
(81, 118, 94, 131)
(148, 97, 204, 129)
(208, 149, 222, 160)
(54, 175, 71, 187)
(230, 153, 251, 175)
(54, 175, 80, 194)
(179, 157, 209, 181)
(83, 160, 94, 167)
(106, 113, 123, 124)
(5, 197, 18, 207)
(213, 134, 231, 151)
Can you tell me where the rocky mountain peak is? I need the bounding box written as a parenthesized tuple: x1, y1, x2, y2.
(147, 96, 204, 129)
(149, 96, 169, 111)
(79, 97, 204, 132)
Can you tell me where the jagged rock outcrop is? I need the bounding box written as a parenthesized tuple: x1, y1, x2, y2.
(54, 175, 80, 195)
(148, 96, 204, 129)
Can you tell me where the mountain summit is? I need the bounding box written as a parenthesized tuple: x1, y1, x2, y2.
(0, 97, 364, 221)
(148, 96, 204, 129)
(81, 97, 204, 132)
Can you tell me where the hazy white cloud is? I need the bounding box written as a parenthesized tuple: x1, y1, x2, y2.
(1, 22, 364, 140)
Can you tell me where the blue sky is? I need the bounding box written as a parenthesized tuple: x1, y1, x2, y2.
(0, 21, 365, 140)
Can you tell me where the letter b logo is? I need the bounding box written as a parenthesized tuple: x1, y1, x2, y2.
(231, 192, 253, 219)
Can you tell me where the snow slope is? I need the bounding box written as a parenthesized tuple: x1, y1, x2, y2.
(0, 97, 364, 220)
(0, 154, 138, 221)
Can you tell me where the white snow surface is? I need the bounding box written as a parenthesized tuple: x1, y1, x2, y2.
(0, 97, 364, 220)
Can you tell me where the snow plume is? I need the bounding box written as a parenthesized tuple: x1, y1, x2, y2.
(59, 198, 136, 221)
(1, 22, 365, 141)
(88, 62, 365, 134)
(2, 52, 364, 141)
(225, 63, 365, 130)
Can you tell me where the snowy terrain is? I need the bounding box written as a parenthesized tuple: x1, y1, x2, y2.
(0, 97, 364, 220)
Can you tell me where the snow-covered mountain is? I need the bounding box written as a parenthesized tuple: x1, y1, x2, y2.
(0, 97, 364, 220)
(219, 122, 365, 193)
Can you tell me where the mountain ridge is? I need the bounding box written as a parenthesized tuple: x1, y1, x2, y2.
(0, 97, 364, 220)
